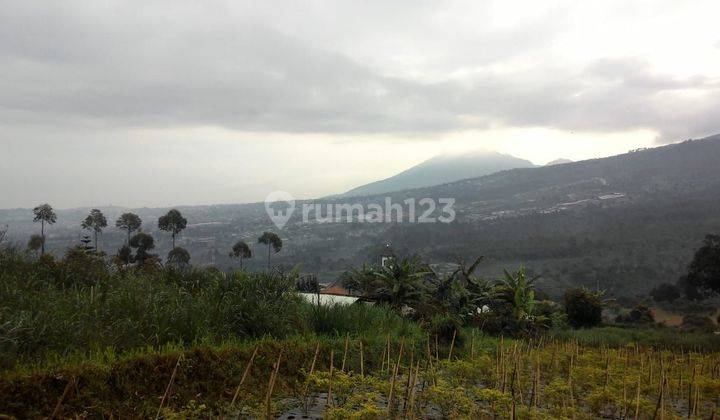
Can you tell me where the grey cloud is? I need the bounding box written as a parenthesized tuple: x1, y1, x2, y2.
(0, 0, 718, 142)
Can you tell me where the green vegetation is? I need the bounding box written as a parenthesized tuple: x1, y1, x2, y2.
(2, 206, 720, 417)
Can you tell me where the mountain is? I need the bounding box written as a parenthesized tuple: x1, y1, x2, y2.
(4, 134, 720, 299)
(341, 150, 535, 197)
(545, 158, 573, 166)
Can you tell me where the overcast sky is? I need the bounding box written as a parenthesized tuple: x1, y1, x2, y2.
(1, 0, 719, 209)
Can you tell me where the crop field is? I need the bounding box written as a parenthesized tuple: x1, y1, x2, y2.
(2, 334, 720, 419)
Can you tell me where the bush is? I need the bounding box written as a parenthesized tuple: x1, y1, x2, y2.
(563, 288, 603, 329)
(680, 313, 717, 333)
(615, 304, 655, 324)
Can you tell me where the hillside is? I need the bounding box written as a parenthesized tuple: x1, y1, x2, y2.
(2, 135, 720, 298)
(341, 150, 534, 197)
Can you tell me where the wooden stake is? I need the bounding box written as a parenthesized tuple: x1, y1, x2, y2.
(447, 330, 457, 362)
(155, 356, 182, 420)
(470, 329, 475, 359)
(359, 340, 364, 378)
(230, 346, 259, 407)
(51, 376, 76, 419)
(407, 361, 420, 419)
(327, 349, 334, 408)
(388, 363, 397, 417)
(263, 351, 282, 419)
(341, 333, 349, 372)
(302, 343, 321, 412)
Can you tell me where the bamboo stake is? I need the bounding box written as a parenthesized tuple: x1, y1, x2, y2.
(651, 372, 666, 420)
(388, 363, 397, 417)
(155, 356, 182, 420)
(51, 376, 76, 420)
(381, 345, 387, 373)
(407, 361, 420, 419)
(401, 348, 414, 412)
(688, 364, 696, 418)
(341, 333, 349, 372)
(302, 343, 321, 412)
(634, 375, 641, 420)
(387, 334, 392, 374)
(263, 351, 282, 419)
(447, 330, 457, 362)
(359, 340, 364, 378)
(327, 349, 334, 408)
(230, 345, 259, 407)
(470, 329, 475, 359)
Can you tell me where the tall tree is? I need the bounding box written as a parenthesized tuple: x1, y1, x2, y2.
(258, 231, 282, 270)
(0, 224, 8, 245)
(685, 234, 720, 295)
(115, 213, 142, 244)
(229, 240, 252, 270)
(32, 203, 56, 256)
(81, 209, 108, 251)
(158, 209, 187, 249)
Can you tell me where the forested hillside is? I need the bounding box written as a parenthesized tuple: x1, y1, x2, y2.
(2, 135, 720, 298)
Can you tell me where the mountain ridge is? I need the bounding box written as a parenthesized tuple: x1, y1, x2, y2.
(341, 150, 535, 197)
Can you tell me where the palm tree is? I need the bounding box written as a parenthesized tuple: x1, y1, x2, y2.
(158, 209, 187, 249)
(229, 240, 252, 270)
(167, 247, 191, 268)
(32, 203, 56, 256)
(258, 232, 282, 270)
(115, 213, 142, 244)
(81, 209, 108, 251)
(372, 256, 433, 310)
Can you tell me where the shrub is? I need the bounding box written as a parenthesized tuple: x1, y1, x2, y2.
(615, 304, 654, 324)
(563, 288, 603, 329)
(680, 313, 717, 333)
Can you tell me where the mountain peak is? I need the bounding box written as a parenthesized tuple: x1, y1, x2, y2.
(342, 150, 535, 197)
(546, 158, 573, 166)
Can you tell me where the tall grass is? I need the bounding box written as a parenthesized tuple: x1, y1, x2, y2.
(0, 248, 424, 369)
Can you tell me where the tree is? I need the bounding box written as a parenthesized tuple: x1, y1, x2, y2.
(685, 234, 720, 295)
(129, 232, 156, 265)
(258, 231, 282, 270)
(115, 213, 142, 244)
(680, 313, 716, 333)
(116, 245, 132, 265)
(27, 234, 44, 257)
(158, 209, 187, 249)
(32, 203, 56, 256)
(0, 225, 7, 245)
(81, 209, 107, 251)
(167, 247, 191, 268)
(563, 288, 603, 329)
(229, 240, 252, 270)
(498, 266, 538, 322)
(650, 283, 681, 302)
(372, 256, 432, 310)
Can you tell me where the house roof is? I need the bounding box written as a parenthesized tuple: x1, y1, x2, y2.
(321, 282, 357, 296)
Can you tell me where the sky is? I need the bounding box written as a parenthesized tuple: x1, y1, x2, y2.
(1, 0, 719, 209)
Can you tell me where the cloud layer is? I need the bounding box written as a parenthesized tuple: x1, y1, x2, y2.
(1, 0, 718, 141)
